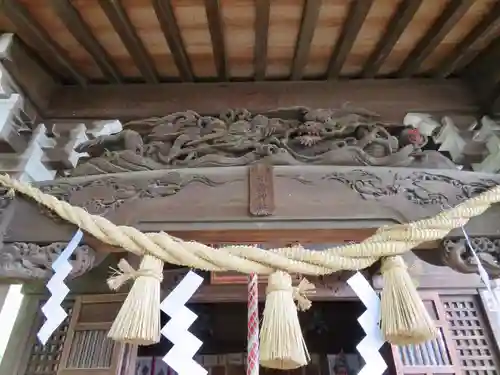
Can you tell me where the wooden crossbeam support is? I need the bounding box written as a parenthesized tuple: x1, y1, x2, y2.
(98, 0, 159, 83)
(254, 0, 270, 81)
(51, 0, 123, 83)
(1, 0, 86, 86)
(42, 79, 478, 121)
(290, 0, 322, 80)
(0, 33, 58, 115)
(152, 0, 194, 82)
(361, 0, 422, 78)
(327, 0, 373, 79)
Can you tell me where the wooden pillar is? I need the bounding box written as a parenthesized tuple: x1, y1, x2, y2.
(0, 294, 41, 375)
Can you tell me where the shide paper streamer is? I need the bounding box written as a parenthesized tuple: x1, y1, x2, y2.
(460, 226, 500, 330)
(347, 272, 387, 375)
(160, 270, 206, 375)
(37, 229, 83, 345)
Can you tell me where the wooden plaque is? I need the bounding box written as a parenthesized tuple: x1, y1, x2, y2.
(248, 163, 275, 216)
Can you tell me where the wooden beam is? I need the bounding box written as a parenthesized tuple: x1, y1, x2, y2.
(290, 0, 321, 80)
(398, 1, 471, 78)
(43, 79, 478, 121)
(1, 0, 86, 86)
(361, 0, 422, 78)
(327, 0, 373, 79)
(98, 0, 158, 83)
(0, 33, 58, 114)
(254, 0, 270, 80)
(204, 0, 227, 80)
(51, 0, 122, 83)
(435, 2, 500, 78)
(152, 0, 194, 82)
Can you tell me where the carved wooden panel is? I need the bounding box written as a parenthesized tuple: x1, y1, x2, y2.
(441, 295, 500, 374)
(392, 292, 462, 374)
(57, 294, 131, 375)
(24, 300, 74, 375)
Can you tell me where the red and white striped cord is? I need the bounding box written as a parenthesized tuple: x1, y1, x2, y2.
(247, 273, 259, 375)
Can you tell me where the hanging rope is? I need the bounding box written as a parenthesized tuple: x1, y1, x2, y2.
(0, 173, 497, 275)
(3, 174, 499, 365)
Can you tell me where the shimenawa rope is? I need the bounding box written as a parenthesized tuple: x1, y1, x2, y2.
(1, 174, 498, 369)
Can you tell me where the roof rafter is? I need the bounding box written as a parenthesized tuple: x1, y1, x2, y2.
(152, 0, 194, 82)
(327, 0, 373, 79)
(98, 0, 159, 83)
(361, 0, 422, 78)
(51, 0, 123, 83)
(290, 0, 322, 80)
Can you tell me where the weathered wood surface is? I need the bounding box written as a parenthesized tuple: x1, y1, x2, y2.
(0, 0, 497, 84)
(44, 79, 478, 121)
(0, 30, 481, 122)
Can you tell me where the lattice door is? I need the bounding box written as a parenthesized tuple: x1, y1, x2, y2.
(24, 300, 74, 375)
(57, 294, 134, 375)
(392, 292, 462, 374)
(441, 294, 499, 375)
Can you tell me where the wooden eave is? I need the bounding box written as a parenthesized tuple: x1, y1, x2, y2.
(1, 0, 500, 120)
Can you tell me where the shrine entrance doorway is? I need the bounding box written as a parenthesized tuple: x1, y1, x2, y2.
(134, 301, 397, 375)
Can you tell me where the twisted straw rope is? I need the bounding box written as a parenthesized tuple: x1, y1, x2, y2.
(1, 174, 499, 275)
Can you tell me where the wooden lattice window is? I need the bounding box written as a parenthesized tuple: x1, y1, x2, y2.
(24, 300, 74, 375)
(441, 295, 499, 375)
(57, 294, 131, 375)
(392, 292, 462, 374)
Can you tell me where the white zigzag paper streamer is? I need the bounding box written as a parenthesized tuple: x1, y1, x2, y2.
(461, 226, 500, 309)
(347, 272, 387, 375)
(160, 271, 207, 375)
(460, 226, 500, 332)
(37, 229, 83, 345)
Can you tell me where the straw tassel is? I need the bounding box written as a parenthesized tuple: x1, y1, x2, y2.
(380, 256, 437, 345)
(107, 255, 164, 345)
(260, 271, 315, 370)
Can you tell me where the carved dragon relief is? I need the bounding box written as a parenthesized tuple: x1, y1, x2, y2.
(321, 170, 499, 206)
(0, 241, 96, 280)
(39, 172, 238, 215)
(69, 107, 457, 176)
(441, 237, 500, 278)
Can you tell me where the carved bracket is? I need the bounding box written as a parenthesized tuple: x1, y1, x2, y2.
(0, 241, 97, 280)
(440, 237, 500, 278)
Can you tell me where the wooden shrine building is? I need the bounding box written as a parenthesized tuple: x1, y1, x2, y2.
(1, 0, 500, 374)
